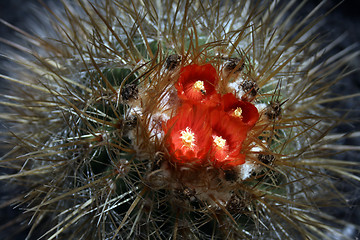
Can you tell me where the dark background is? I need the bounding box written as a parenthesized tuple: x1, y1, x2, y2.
(0, 0, 359, 239)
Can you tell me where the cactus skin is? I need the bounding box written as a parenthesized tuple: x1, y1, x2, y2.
(0, 1, 359, 239)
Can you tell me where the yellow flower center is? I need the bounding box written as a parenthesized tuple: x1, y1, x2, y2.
(213, 135, 226, 149)
(193, 80, 206, 94)
(180, 127, 195, 148)
(233, 107, 243, 118)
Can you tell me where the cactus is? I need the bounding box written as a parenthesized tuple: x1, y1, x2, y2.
(0, 0, 359, 239)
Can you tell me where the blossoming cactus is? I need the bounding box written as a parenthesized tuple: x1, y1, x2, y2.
(0, 0, 359, 239)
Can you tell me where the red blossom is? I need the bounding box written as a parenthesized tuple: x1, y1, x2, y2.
(221, 93, 259, 129)
(175, 64, 220, 106)
(209, 109, 247, 168)
(163, 104, 212, 165)
(163, 64, 258, 169)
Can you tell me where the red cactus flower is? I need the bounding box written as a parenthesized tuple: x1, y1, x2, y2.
(176, 64, 220, 106)
(164, 63, 257, 169)
(163, 104, 212, 165)
(222, 93, 259, 129)
(209, 109, 247, 168)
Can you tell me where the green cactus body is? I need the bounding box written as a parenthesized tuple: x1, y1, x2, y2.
(0, 1, 359, 239)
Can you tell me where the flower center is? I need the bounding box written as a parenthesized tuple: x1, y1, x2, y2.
(213, 135, 226, 149)
(233, 107, 243, 118)
(180, 127, 195, 148)
(193, 80, 206, 94)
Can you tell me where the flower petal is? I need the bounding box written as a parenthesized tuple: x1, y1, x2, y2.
(222, 93, 259, 129)
(163, 104, 212, 165)
(176, 64, 219, 105)
(209, 109, 247, 168)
